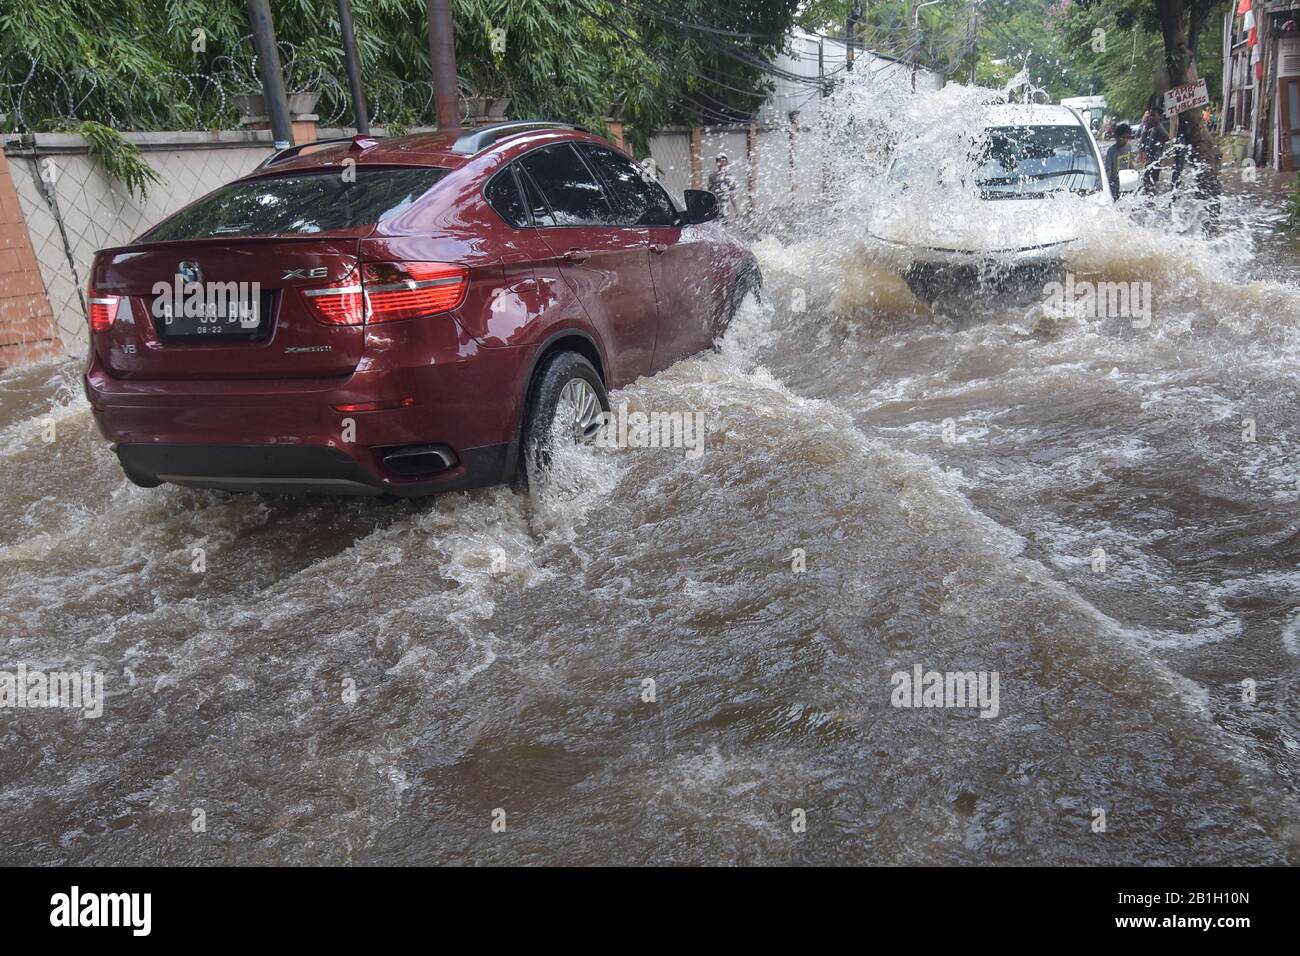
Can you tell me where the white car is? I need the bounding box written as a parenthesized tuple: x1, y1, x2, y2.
(867, 104, 1116, 297)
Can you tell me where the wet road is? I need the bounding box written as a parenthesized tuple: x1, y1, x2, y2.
(2, 93, 1299, 865)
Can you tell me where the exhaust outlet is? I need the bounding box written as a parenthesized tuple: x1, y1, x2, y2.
(382, 444, 457, 477)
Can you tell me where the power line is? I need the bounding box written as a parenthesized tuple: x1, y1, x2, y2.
(570, 0, 787, 100)
(622, 0, 836, 85)
(571, 0, 946, 126)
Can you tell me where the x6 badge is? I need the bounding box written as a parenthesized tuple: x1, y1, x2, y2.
(282, 267, 329, 280)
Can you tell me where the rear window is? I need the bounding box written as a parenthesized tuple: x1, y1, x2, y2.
(140, 166, 448, 242)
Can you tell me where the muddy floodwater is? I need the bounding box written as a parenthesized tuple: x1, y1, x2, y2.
(3, 90, 1300, 865)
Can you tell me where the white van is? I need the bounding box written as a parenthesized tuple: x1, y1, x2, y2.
(1060, 95, 1107, 134)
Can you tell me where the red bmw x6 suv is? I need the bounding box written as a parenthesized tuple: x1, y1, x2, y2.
(84, 121, 760, 495)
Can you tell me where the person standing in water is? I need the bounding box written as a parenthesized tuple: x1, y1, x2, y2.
(1139, 108, 1170, 191)
(1106, 123, 1134, 200)
(707, 152, 739, 218)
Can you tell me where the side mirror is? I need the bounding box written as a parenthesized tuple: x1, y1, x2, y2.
(683, 188, 720, 225)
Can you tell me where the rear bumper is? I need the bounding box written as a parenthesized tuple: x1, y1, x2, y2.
(114, 441, 514, 497)
(85, 335, 533, 496)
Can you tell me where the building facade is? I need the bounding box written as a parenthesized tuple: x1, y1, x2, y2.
(1223, 0, 1300, 169)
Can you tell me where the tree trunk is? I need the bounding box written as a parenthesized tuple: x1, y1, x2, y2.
(1155, 0, 1221, 229)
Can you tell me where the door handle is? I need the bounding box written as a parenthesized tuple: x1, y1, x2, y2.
(563, 249, 591, 263)
(648, 243, 668, 255)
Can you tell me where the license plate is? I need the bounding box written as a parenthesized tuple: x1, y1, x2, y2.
(154, 292, 271, 341)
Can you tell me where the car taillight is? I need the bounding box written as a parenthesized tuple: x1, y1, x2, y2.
(299, 262, 467, 327)
(88, 294, 120, 333)
(301, 284, 364, 326)
(362, 261, 468, 324)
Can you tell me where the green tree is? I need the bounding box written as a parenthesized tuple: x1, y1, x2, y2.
(801, 0, 1090, 92)
(0, 0, 804, 154)
(800, 0, 974, 77)
(1065, 0, 1225, 224)
(1063, 0, 1222, 121)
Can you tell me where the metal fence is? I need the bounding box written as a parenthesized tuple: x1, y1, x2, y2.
(0, 41, 442, 133)
(5, 131, 277, 353)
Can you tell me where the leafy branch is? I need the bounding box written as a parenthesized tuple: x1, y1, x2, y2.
(74, 120, 162, 200)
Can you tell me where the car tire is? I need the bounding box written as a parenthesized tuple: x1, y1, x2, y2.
(518, 350, 609, 491)
(903, 263, 945, 303)
(715, 266, 762, 348)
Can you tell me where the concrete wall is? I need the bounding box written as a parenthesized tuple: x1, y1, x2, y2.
(643, 121, 860, 216)
(2, 130, 276, 358)
(646, 126, 755, 205)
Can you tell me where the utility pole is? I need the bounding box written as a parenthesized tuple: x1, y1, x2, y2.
(845, 4, 861, 71)
(335, 0, 370, 134)
(911, 0, 946, 91)
(425, 0, 459, 130)
(966, 0, 978, 85)
(245, 0, 294, 149)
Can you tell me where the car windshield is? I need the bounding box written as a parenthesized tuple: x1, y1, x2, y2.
(140, 166, 448, 242)
(973, 125, 1101, 198)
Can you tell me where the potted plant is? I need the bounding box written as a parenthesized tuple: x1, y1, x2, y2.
(232, 90, 320, 123)
(283, 56, 322, 116)
(462, 94, 489, 121)
(462, 68, 511, 123)
(232, 90, 266, 124)
(233, 51, 321, 123)
(286, 91, 321, 115)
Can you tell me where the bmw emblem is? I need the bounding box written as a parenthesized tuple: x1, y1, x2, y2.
(178, 261, 202, 284)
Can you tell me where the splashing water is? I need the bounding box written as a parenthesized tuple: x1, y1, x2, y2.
(1, 74, 1298, 864)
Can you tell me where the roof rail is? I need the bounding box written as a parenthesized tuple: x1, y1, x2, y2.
(450, 121, 590, 155)
(256, 136, 361, 169)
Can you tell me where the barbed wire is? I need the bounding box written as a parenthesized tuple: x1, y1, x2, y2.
(0, 38, 442, 134)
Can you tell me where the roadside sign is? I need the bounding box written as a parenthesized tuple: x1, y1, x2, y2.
(1164, 79, 1209, 115)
